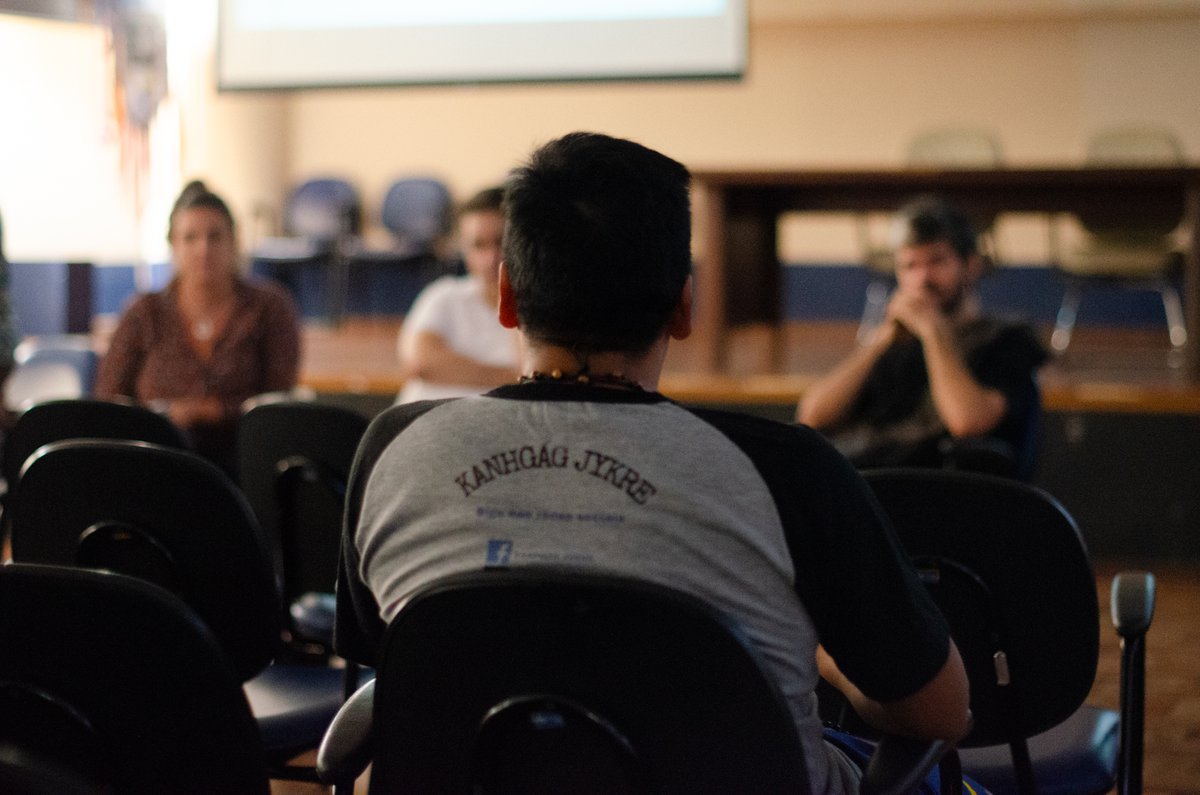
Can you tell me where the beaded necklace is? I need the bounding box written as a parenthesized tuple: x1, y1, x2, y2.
(518, 369, 644, 392)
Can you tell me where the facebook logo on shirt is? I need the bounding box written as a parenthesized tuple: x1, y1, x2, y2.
(486, 539, 513, 567)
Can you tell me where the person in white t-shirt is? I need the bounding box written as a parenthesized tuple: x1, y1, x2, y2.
(395, 187, 520, 403)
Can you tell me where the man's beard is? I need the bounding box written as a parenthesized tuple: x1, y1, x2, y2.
(934, 281, 969, 316)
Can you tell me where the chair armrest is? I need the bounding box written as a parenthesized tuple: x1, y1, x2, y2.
(860, 735, 951, 795)
(1111, 570, 1156, 639)
(316, 679, 375, 787)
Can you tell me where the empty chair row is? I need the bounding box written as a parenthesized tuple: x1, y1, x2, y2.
(253, 176, 455, 323)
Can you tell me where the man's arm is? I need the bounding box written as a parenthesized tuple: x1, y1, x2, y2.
(399, 330, 518, 389)
(818, 642, 971, 743)
(889, 293, 1006, 438)
(795, 322, 897, 427)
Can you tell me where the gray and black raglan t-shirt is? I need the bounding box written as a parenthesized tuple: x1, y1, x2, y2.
(338, 380, 949, 795)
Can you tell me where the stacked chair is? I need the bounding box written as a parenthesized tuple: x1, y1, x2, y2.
(7, 439, 347, 784)
(1050, 126, 1188, 356)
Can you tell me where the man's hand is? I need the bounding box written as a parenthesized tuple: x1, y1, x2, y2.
(886, 289, 949, 343)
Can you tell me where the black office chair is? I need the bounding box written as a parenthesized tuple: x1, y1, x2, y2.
(0, 397, 190, 545)
(0, 562, 270, 794)
(346, 176, 454, 314)
(253, 177, 362, 323)
(7, 439, 348, 783)
(859, 468, 1154, 795)
(1, 398, 188, 490)
(317, 569, 951, 795)
(237, 398, 370, 654)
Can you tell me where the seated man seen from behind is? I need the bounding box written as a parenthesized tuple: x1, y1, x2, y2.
(797, 195, 1048, 471)
(339, 132, 971, 794)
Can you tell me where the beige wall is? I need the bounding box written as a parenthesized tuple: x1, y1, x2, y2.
(262, 6, 1200, 263)
(4, 2, 1200, 264)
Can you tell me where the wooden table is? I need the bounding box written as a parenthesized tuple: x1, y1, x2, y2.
(690, 166, 1200, 376)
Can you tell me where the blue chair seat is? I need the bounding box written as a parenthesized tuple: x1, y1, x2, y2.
(959, 705, 1119, 795)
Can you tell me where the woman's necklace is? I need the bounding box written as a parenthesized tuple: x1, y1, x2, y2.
(193, 317, 215, 341)
(518, 369, 644, 392)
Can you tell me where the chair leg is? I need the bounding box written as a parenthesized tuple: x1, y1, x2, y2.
(857, 279, 892, 345)
(1051, 282, 1082, 353)
(1159, 283, 1187, 351)
(1118, 634, 1146, 795)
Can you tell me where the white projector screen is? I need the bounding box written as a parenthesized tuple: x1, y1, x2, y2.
(216, 0, 747, 90)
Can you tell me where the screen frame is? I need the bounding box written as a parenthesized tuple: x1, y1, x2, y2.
(216, 0, 748, 91)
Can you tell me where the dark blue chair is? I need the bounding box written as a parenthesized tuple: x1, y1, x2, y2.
(237, 397, 370, 657)
(8, 438, 348, 784)
(861, 469, 1154, 795)
(253, 177, 362, 322)
(345, 176, 453, 315)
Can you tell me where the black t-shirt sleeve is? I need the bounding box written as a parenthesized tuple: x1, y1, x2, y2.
(334, 399, 450, 665)
(697, 410, 951, 702)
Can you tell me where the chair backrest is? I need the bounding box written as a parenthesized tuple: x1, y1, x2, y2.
(367, 569, 809, 794)
(1, 398, 189, 494)
(379, 177, 454, 252)
(237, 399, 369, 601)
(284, 178, 362, 241)
(1079, 127, 1185, 235)
(906, 128, 1004, 169)
(0, 563, 268, 794)
(8, 439, 283, 683)
(1086, 126, 1184, 166)
(861, 469, 1099, 748)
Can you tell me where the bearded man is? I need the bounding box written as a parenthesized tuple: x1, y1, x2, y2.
(798, 195, 1048, 470)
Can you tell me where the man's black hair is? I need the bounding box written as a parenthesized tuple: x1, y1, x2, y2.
(502, 132, 692, 354)
(458, 186, 504, 217)
(893, 194, 978, 261)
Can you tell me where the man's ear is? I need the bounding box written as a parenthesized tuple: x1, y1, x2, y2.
(498, 262, 519, 329)
(666, 276, 693, 341)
